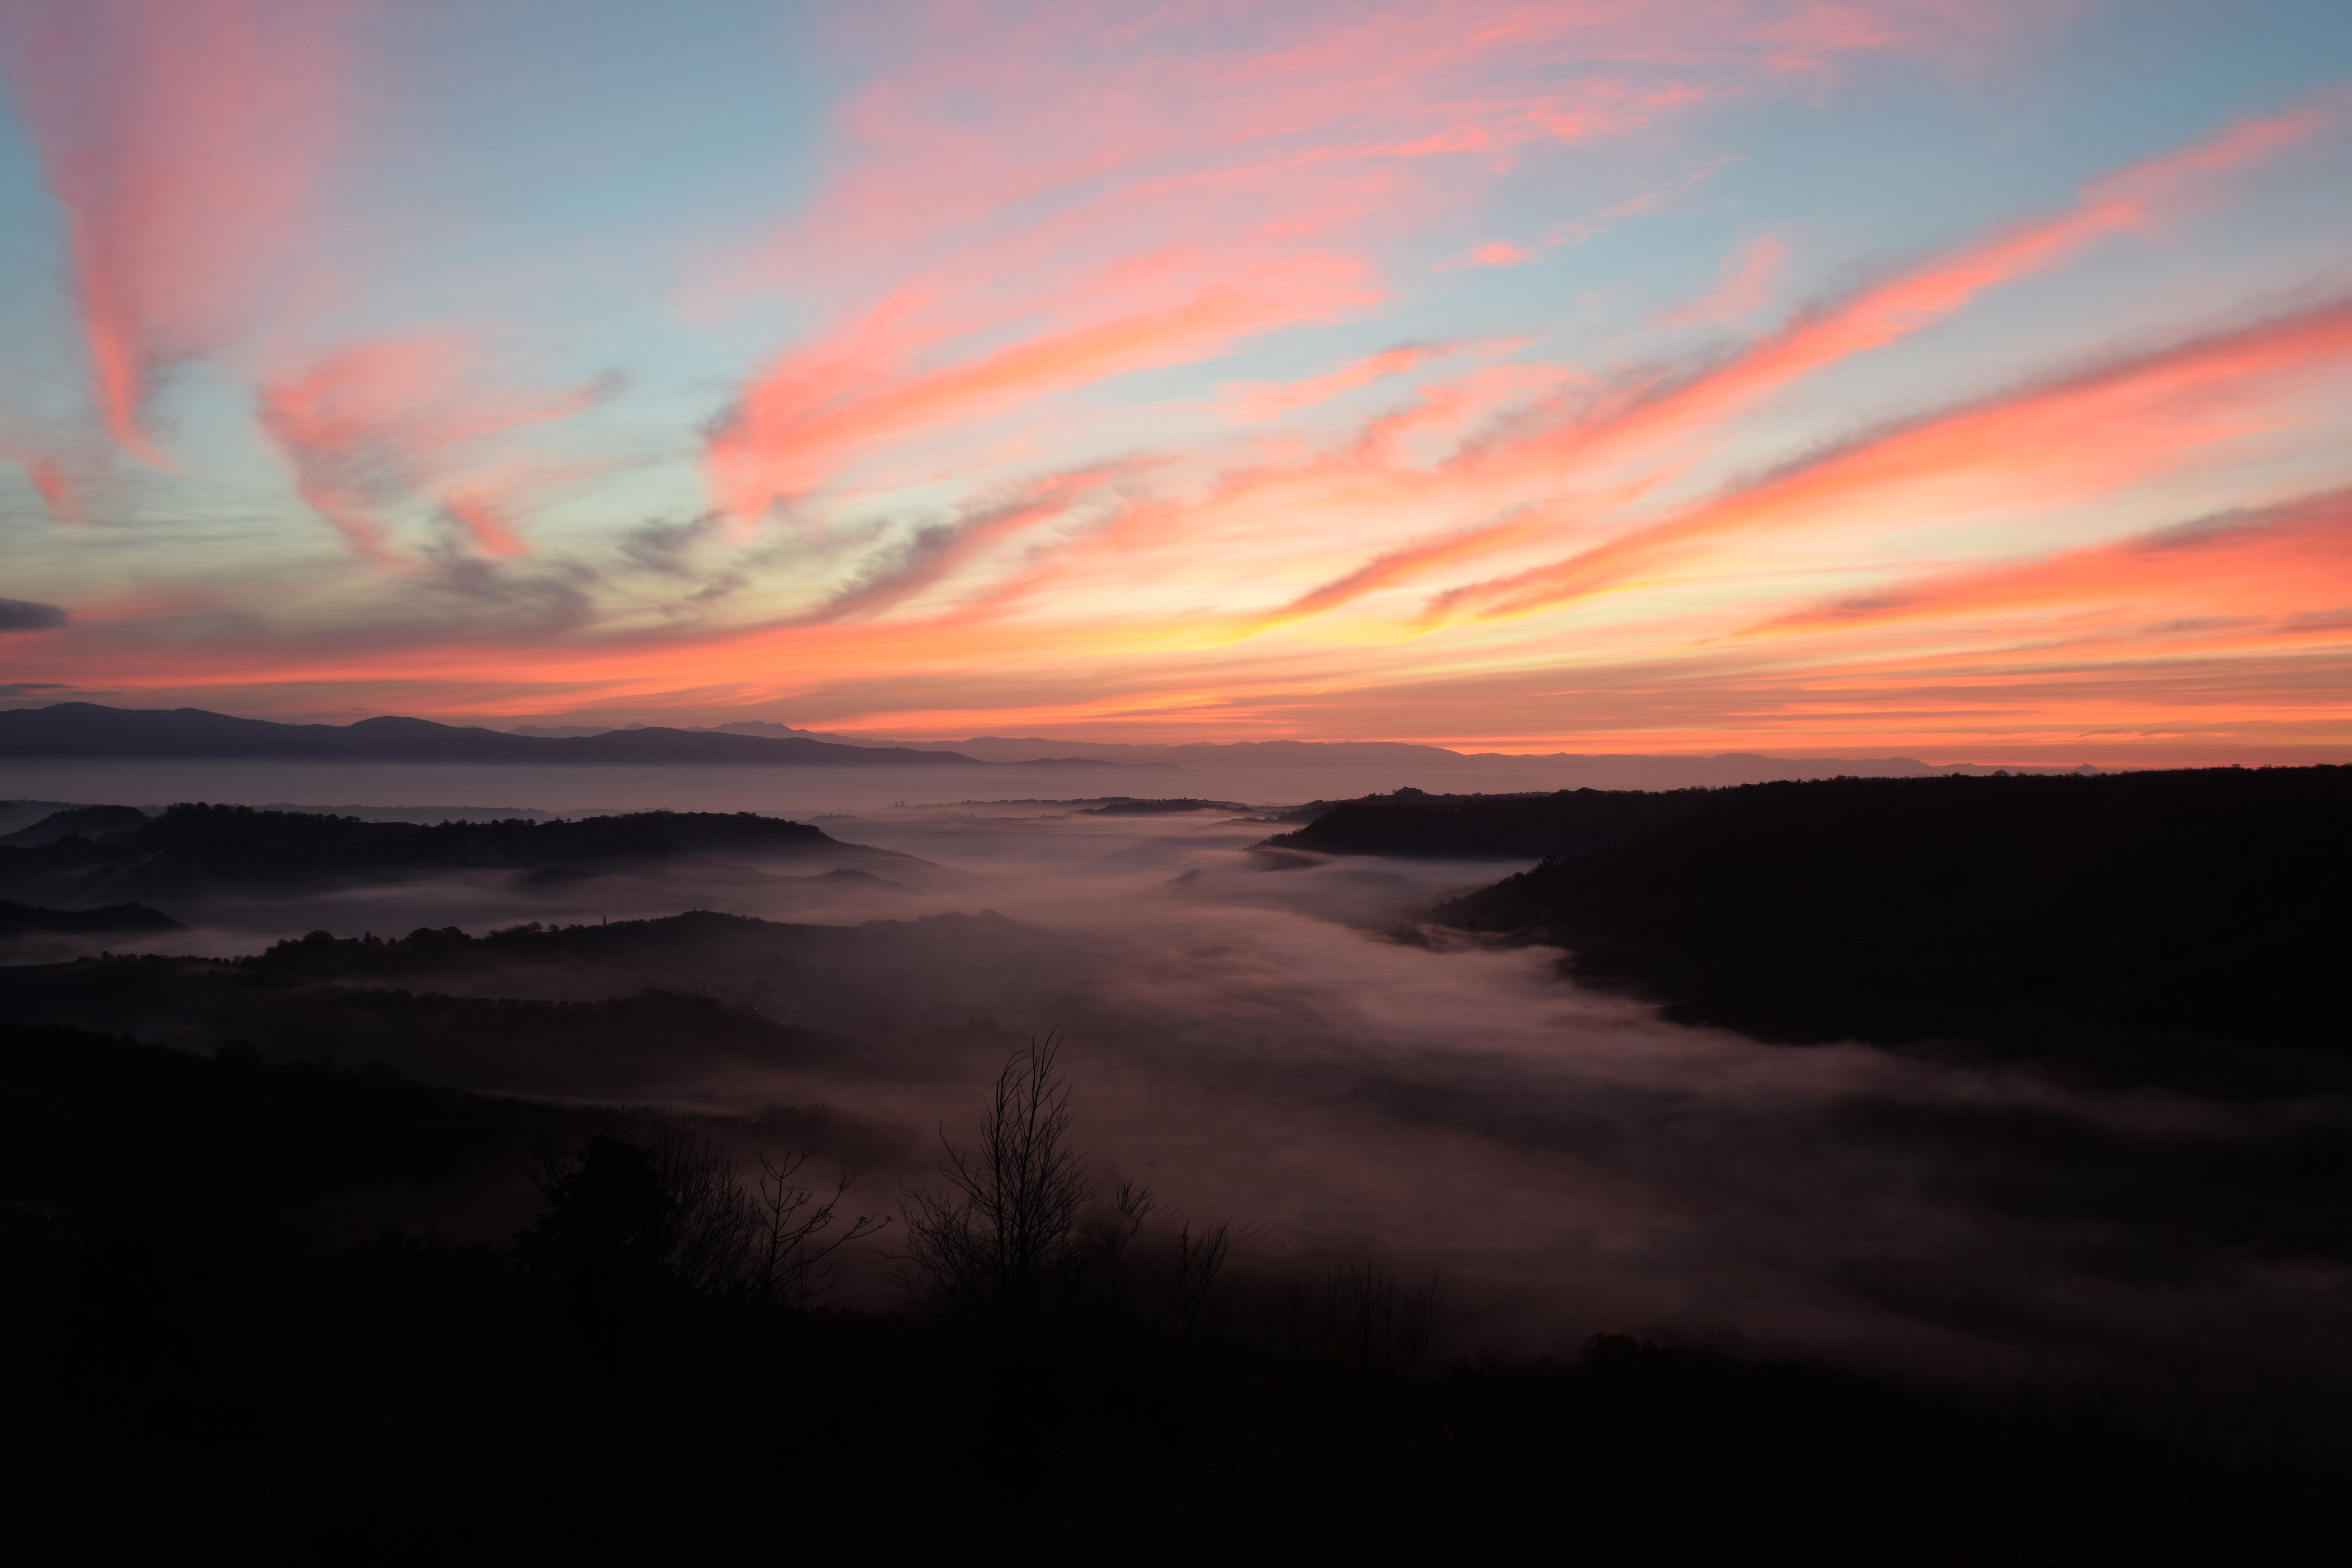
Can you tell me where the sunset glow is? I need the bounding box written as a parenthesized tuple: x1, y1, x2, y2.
(3, 0, 2348, 761)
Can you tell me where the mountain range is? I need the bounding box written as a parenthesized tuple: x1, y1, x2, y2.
(3, 702, 2099, 783)
(0, 702, 998, 766)
(533, 718, 2083, 776)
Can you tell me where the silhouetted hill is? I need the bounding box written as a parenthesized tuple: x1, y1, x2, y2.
(0, 802, 935, 907)
(1434, 766, 2352, 1094)
(0, 804, 149, 847)
(1264, 785, 1715, 858)
(1078, 797, 1251, 815)
(0, 800, 80, 837)
(0, 909, 1077, 1095)
(0, 1022, 580, 1222)
(0, 901, 183, 939)
(0, 701, 985, 765)
(0, 959, 848, 1103)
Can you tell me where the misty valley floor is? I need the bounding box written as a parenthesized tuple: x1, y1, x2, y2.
(2, 777, 2348, 1560)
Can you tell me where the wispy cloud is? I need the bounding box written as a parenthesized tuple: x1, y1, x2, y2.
(13, 3, 2350, 762)
(697, 1, 1953, 530)
(1429, 295, 2352, 624)
(1740, 489, 2352, 642)
(256, 337, 618, 557)
(0, 0, 346, 461)
(1654, 233, 1788, 330)
(1217, 344, 1458, 423)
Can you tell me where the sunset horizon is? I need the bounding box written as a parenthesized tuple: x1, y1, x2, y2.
(5, 7, 2351, 1553)
(3, 0, 2346, 768)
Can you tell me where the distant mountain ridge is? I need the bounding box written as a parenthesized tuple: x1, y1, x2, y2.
(6, 702, 2093, 783)
(0, 703, 984, 766)
(518, 720, 2086, 779)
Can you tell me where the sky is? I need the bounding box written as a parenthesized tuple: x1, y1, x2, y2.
(1, 0, 2349, 762)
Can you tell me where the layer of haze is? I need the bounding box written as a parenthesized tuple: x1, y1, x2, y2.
(18, 770, 2347, 1395)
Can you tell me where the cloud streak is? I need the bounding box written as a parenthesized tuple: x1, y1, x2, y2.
(1744, 489, 2352, 641)
(699, 1, 1967, 530)
(0, 0, 346, 461)
(256, 337, 617, 557)
(1431, 295, 2352, 623)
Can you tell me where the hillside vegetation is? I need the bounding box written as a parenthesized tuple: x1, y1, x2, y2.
(1424, 766, 2350, 1093)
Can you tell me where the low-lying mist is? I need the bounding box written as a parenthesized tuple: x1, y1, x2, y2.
(12, 787, 2350, 1397)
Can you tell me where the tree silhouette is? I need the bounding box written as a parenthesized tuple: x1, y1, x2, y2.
(898, 1033, 1097, 1363)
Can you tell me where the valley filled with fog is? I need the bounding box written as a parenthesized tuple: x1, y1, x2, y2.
(9, 767, 2346, 1397)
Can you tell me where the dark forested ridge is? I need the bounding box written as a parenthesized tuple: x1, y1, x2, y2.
(0, 900, 183, 938)
(0, 701, 987, 765)
(0, 802, 935, 907)
(0, 909, 1065, 1097)
(1265, 785, 1717, 859)
(1430, 766, 2352, 1093)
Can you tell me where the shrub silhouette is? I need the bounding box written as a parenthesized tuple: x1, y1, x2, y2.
(1291, 1260, 1436, 1383)
(68, 1155, 267, 1431)
(513, 1123, 883, 1361)
(510, 1134, 677, 1360)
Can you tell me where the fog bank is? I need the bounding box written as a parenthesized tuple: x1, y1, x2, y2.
(7, 784, 2345, 1395)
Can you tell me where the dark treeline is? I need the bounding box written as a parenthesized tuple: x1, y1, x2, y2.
(0, 898, 183, 938)
(0, 802, 925, 907)
(1420, 766, 2350, 1096)
(1267, 786, 1717, 859)
(5, 1021, 2345, 1564)
(0, 911, 1060, 1093)
(1078, 798, 1253, 815)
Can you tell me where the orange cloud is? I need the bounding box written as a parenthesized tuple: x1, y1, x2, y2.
(1745, 490, 2352, 641)
(1534, 98, 2334, 471)
(1180, 98, 2337, 639)
(1436, 296, 2352, 622)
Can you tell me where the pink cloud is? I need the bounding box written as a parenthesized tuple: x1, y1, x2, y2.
(1005, 100, 2346, 638)
(0, 432, 85, 523)
(1217, 343, 1456, 423)
(0, 0, 347, 461)
(1431, 296, 2352, 623)
(256, 336, 613, 558)
(1742, 489, 2352, 640)
(699, 2, 1974, 527)
(1654, 233, 1788, 329)
(707, 252, 1380, 526)
(1436, 240, 1532, 271)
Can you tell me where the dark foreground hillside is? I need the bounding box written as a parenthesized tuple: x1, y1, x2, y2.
(3, 1022, 2345, 1566)
(1428, 766, 2352, 1096)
